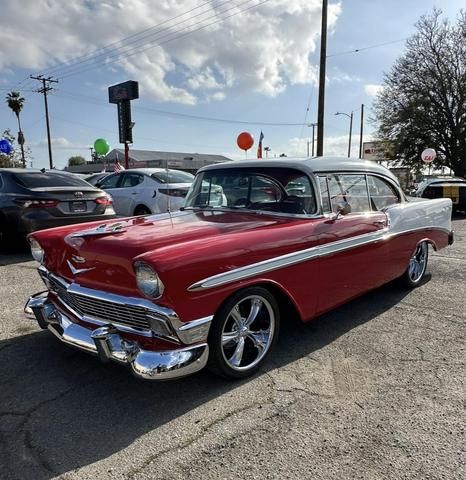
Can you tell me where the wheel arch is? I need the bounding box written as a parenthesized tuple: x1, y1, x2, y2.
(212, 279, 304, 324)
(133, 204, 153, 215)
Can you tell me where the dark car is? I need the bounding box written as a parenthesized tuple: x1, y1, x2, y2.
(416, 177, 466, 212)
(0, 168, 116, 243)
(84, 172, 112, 186)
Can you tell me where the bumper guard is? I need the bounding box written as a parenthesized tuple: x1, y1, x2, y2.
(25, 292, 209, 380)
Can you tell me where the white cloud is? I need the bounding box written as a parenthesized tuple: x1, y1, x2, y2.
(35, 137, 88, 150)
(1, 1, 342, 104)
(364, 84, 384, 97)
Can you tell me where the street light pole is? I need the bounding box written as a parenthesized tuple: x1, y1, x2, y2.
(335, 111, 353, 158)
(359, 103, 364, 158)
(307, 123, 317, 157)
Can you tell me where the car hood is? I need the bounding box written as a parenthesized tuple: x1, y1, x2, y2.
(35, 209, 306, 295)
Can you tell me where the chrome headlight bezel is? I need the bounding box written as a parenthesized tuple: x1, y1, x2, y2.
(134, 261, 164, 299)
(29, 238, 45, 264)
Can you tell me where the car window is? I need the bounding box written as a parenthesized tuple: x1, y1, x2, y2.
(99, 174, 121, 189)
(0, 174, 3, 191)
(12, 172, 91, 188)
(368, 176, 400, 210)
(318, 176, 332, 213)
(151, 170, 194, 184)
(121, 173, 144, 188)
(326, 174, 370, 213)
(185, 168, 317, 215)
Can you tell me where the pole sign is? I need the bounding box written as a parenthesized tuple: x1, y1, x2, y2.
(421, 148, 436, 163)
(108, 80, 138, 145)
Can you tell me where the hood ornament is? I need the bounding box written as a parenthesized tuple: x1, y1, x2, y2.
(70, 222, 126, 238)
(67, 259, 95, 276)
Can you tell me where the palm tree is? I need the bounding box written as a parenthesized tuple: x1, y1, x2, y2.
(6, 91, 26, 168)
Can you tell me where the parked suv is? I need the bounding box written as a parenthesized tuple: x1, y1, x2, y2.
(96, 168, 194, 216)
(0, 168, 116, 243)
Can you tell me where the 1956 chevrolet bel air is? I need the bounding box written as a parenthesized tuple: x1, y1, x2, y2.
(25, 157, 454, 380)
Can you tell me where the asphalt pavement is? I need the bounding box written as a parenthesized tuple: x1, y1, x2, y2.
(0, 217, 464, 480)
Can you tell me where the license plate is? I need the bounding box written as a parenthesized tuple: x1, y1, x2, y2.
(70, 201, 87, 213)
(443, 186, 459, 204)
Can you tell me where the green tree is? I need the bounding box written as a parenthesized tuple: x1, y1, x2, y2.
(373, 9, 466, 177)
(5, 91, 26, 168)
(0, 129, 31, 168)
(68, 155, 86, 166)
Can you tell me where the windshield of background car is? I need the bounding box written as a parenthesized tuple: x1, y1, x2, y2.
(185, 167, 316, 215)
(151, 170, 195, 184)
(12, 172, 92, 188)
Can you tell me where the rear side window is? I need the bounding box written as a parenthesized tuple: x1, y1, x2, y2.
(13, 172, 90, 188)
(121, 173, 144, 188)
(326, 174, 370, 213)
(368, 176, 400, 210)
(151, 170, 194, 184)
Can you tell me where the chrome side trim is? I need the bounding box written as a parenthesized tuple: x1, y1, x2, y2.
(188, 228, 389, 291)
(176, 316, 214, 344)
(188, 225, 452, 292)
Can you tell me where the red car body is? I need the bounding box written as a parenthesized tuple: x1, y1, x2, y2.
(25, 157, 454, 380)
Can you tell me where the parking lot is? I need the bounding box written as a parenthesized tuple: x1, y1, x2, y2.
(0, 217, 464, 480)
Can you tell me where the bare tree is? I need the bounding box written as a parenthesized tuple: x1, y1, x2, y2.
(373, 9, 466, 177)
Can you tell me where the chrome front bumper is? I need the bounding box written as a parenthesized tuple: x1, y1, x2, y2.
(25, 292, 209, 380)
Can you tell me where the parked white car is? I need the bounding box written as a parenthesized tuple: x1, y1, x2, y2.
(96, 168, 194, 216)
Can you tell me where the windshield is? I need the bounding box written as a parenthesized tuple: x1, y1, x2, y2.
(13, 172, 92, 188)
(185, 167, 316, 215)
(151, 170, 195, 184)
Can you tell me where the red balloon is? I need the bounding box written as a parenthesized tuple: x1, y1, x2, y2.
(237, 132, 254, 151)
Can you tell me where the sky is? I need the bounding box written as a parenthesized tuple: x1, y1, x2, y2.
(0, 0, 464, 170)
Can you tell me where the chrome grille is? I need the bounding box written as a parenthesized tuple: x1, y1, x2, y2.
(47, 275, 153, 332)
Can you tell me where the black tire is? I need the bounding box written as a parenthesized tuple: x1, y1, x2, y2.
(399, 241, 429, 288)
(134, 206, 151, 216)
(207, 286, 280, 379)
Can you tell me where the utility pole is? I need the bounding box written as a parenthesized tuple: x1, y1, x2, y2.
(316, 0, 328, 157)
(30, 75, 58, 169)
(359, 104, 364, 159)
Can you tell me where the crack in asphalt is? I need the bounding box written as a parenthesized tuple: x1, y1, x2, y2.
(0, 368, 104, 478)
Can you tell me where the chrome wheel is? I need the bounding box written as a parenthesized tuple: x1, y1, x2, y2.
(220, 294, 276, 372)
(408, 242, 428, 283)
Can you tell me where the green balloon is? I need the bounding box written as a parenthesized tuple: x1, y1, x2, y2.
(94, 138, 110, 155)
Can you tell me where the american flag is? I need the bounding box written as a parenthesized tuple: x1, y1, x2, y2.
(113, 161, 125, 173)
(257, 131, 264, 159)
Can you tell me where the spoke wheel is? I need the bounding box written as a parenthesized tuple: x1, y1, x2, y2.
(208, 287, 280, 379)
(400, 241, 429, 288)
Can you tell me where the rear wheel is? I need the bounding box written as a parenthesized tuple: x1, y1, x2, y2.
(207, 287, 280, 379)
(134, 206, 151, 216)
(400, 241, 429, 288)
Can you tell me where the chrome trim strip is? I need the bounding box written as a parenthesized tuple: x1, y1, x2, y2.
(188, 228, 388, 291)
(66, 260, 95, 276)
(188, 225, 451, 292)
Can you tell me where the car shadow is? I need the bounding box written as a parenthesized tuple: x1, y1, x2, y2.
(0, 280, 414, 479)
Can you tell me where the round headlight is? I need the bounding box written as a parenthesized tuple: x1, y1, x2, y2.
(134, 261, 164, 298)
(30, 238, 45, 264)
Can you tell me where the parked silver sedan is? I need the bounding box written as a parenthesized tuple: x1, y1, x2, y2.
(96, 168, 194, 216)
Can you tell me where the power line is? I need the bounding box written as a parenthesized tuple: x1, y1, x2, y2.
(39, 0, 233, 78)
(57, 0, 270, 80)
(327, 37, 407, 58)
(55, 90, 307, 126)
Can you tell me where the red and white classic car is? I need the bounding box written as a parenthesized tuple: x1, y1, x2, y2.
(25, 157, 454, 380)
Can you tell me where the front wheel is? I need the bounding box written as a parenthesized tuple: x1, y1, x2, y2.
(207, 287, 280, 379)
(400, 241, 429, 288)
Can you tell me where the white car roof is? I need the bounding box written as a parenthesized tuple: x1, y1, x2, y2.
(199, 156, 399, 184)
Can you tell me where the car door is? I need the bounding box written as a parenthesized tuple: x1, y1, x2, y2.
(314, 173, 391, 315)
(114, 172, 145, 215)
(98, 173, 127, 215)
